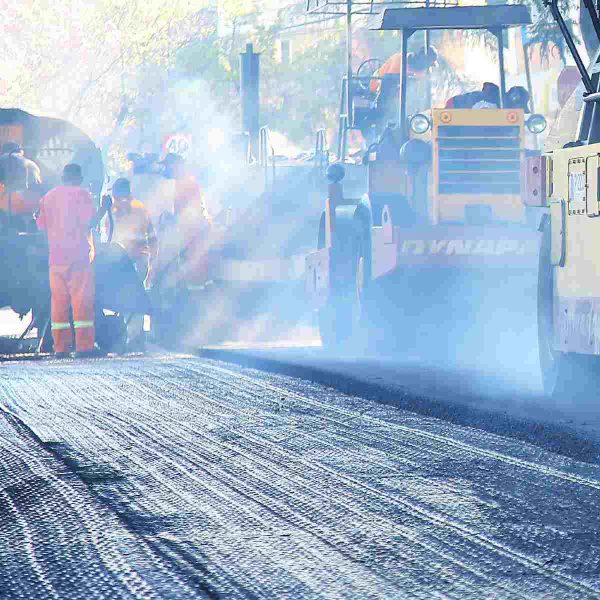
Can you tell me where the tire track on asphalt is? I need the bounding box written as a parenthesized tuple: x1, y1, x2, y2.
(187, 361, 596, 537)
(32, 372, 387, 599)
(107, 374, 500, 599)
(199, 361, 600, 491)
(0, 378, 221, 599)
(0, 488, 59, 599)
(5, 375, 249, 597)
(73, 376, 415, 599)
(3, 367, 497, 599)
(0, 412, 155, 599)
(2, 358, 599, 597)
(47, 358, 579, 596)
(145, 362, 600, 598)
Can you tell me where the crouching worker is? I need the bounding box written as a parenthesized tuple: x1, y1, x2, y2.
(109, 177, 157, 352)
(36, 163, 97, 358)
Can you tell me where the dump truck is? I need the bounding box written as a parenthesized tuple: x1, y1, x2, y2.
(305, 3, 549, 361)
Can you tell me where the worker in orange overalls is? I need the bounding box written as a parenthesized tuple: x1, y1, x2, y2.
(159, 153, 210, 222)
(37, 163, 97, 358)
(0, 142, 42, 219)
(0, 182, 27, 215)
(369, 47, 438, 94)
(109, 177, 157, 351)
(159, 153, 211, 289)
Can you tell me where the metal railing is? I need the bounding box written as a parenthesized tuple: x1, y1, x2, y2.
(258, 126, 276, 188)
(306, 0, 458, 15)
(314, 129, 330, 173)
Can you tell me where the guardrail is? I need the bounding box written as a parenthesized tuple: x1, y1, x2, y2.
(314, 129, 330, 173)
(306, 0, 458, 15)
(258, 126, 276, 188)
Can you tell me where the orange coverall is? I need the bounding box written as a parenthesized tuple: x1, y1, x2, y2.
(174, 175, 209, 221)
(0, 184, 27, 214)
(174, 175, 211, 288)
(108, 198, 157, 283)
(370, 53, 403, 94)
(37, 186, 96, 353)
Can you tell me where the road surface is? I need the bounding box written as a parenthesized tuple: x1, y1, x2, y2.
(0, 353, 599, 598)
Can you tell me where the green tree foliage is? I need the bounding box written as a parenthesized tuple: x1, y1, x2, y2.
(525, 0, 579, 61)
(0, 0, 590, 162)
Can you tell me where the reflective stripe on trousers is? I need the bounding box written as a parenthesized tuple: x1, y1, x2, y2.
(49, 262, 95, 353)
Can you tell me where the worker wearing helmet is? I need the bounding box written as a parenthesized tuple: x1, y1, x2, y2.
(109, 178, 157, 284)
(36, 163, 97, 358)
(369, 47, 438, 94)
(160, 153, 210, 223)
(159, 153, 211, 290)
(446, 82, 500, 109)
(0, 142, 42, 218)
(109, 177, 157, 351)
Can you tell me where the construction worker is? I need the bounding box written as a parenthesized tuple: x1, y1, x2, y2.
(160, 153, 210, 222)
(36, 163, 97, 358)
(369, 47, 438, 94)
(368, 47, 437, 136)
(159, 153, 211, 290)
(128, 152, 175, 229)
(108, 177, 157, 351)
(0, 142, 42, 218)
(446, 82, 500, 109)
(110, 178, 157, 284)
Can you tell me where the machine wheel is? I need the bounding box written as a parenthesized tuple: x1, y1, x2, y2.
(538, 216, 560, 394)
(536, 217, 596, 398)
(95, 311, 126, 353)
(151, 288, 190, 350)
(319, 233, 368, 351)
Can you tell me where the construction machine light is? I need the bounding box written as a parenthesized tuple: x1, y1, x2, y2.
(410, 114, 431, 135)
(526, 114, 547, 134)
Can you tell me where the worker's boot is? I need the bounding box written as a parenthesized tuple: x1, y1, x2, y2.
(74, 345, 106, 359)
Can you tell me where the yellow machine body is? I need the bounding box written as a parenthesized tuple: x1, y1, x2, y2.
(431, 108, 526, 225)
(545, 144, 600, 355)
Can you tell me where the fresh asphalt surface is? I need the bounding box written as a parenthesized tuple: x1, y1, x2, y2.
(0, 351, 599, 598)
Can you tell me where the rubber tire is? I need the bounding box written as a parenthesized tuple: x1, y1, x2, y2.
(537, 217, 599, 399)
(318, 234, 368, 352)
(538, 215, 564, 395)
(95, 311, 126, 354)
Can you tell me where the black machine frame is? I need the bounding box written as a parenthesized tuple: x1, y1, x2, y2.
(545, 0, 600, 144)
(307, 0, 459, 158)
(369, 4, 531, 141)
(308, 2, 534, 159)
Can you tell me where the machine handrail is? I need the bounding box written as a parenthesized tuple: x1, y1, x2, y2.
(258, 126, 276, 186)
(306, 0, 457, 15)
(314, 129, 330, 172)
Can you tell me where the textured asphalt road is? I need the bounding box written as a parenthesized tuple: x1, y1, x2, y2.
(0, 353, 599, 598)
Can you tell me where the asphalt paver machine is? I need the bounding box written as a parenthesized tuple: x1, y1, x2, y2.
(0, 109, 149, 355)
(305, 3, 549, 362)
